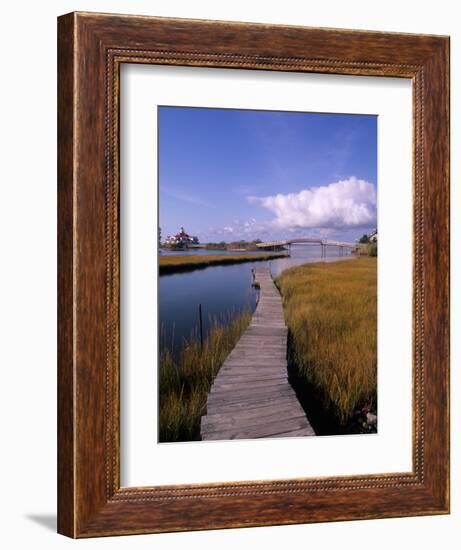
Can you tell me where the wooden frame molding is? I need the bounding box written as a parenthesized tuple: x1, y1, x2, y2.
(58, 12, 450, 537)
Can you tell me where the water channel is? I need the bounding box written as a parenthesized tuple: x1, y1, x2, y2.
(159, 245, 352, 358)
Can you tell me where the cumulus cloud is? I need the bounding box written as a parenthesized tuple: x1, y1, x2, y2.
(248, 177, 376, 230)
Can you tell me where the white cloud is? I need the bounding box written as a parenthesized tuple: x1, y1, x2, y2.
(249, 177, 376, 230)
(207, 218, 272, 241)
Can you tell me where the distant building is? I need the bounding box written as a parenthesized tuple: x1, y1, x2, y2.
(165, 227, 199, 247)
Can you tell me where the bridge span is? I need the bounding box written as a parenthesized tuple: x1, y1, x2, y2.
(256, 238, 356, 257)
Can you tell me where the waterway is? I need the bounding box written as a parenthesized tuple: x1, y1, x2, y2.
(159, 245, 352, 359)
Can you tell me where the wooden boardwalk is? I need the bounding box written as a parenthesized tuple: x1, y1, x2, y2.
(200, 267, 315, 441)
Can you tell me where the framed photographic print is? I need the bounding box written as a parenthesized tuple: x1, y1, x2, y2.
(58, 12, 450, 537)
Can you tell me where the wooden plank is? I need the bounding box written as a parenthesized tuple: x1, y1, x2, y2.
(205, 394, 300, 414)
(202, 407, 307, 432)
(267, 427, 316, 438)
(235, 342, 286, 349)
(202, 415, 310, 437)
(236, 342, 285, 348)
(216, 367, 287, 377)
(212, 373, 287, 384)
(210, 382, 291, 394)
(202, 401, 305, 426)
(224, 350, 286, 359)
(207, 385, 295, 405)
(221, 361, 286, 370)
(218, 361, 286, 369)
(206, 390, 300, 410)
(203, 416, 313, 440)
(211, 371, 288, 383)
(220, 362, 286, 371)
(226, 350, 286, 358)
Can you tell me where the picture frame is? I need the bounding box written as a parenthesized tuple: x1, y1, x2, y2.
(57, 12, 450, 538)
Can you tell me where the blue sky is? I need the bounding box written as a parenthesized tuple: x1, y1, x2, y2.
(159, 106, 377, 243)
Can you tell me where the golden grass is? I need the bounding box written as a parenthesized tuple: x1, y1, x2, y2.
(276, 258, 377, 425)
(159, 252, 287, 274)
(159, 312, 251, 442)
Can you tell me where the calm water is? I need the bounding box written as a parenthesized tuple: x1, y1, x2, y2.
(160, 248, 272, 256)
(159, 246, 352, 358)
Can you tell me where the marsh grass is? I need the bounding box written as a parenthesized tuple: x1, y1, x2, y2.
(276, 258, 377, 426)
(159, 311, 251, 442)
(355, 243, 378, 257)
(159, 252, 286, 274)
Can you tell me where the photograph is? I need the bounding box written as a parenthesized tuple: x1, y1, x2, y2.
(158, 106, 378, 443)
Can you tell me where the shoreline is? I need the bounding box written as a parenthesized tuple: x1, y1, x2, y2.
(159, 252, 288, 275)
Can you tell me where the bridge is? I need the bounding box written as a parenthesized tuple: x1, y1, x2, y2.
(201, 267, 315, 441)
(256, 238, 356, 257)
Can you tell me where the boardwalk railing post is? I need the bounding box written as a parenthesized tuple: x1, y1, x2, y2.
(199, 303, 204, 350)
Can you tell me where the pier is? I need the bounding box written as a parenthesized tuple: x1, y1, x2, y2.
(200, 267, 315, 440)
